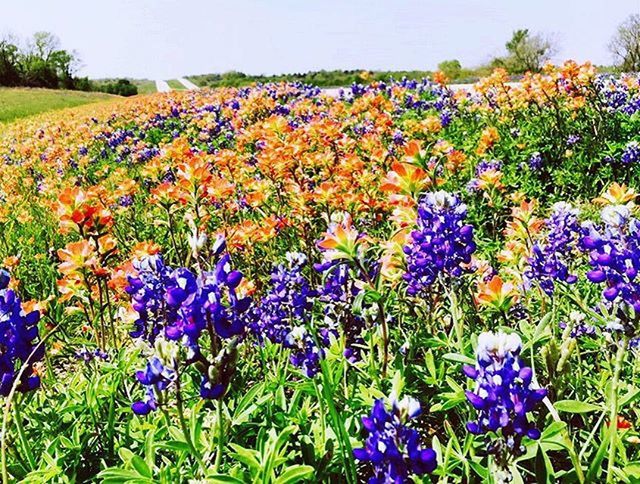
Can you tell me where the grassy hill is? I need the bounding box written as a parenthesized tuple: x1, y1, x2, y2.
(0, 87, 118, 123)
(166, 79, 187, 91)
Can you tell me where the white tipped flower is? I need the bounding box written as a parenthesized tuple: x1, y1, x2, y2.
(476, 330, 522, 365)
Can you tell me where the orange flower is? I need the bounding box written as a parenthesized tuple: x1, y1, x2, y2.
(57, 240, 98, 276)
(475, 276, 519, 312)
(594, 183, 637, 207)
(607, 415, 632, 430)
(380, 161, 429, 199)
(317, 213, 364, 260)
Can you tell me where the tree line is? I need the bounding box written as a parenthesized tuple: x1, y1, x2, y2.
(193, 14, 640, 89)
(0, 31, 138, 96)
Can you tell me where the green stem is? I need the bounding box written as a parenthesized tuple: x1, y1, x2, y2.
(175, 376, 206, 476)
(606, 337, 627, 483)
(214, 399, 224, 473)
(2, 325, 59, 484)
(313, 380, 327, 446)
(13, 396, 35, 470)
(319, 360, 356, 484)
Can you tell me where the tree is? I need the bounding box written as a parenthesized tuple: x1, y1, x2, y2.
(504, 29, 557, 74)
(437, 60, 462, 80)
(0, 35, 21, 86)
(609, 14, 640, 72)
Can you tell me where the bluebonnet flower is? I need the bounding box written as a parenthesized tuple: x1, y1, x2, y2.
(249, 252, 315, 344)
(354, 395, 437, 483)
(118, 195, 134, 207)
(249, 253, 327, 376)
(132, 355, 176, 415)
(315, 262, 366, 362)
(402, 191, 475, 296)
(0, 269, 43, 395)
(528, 151, 542, 170)
(526, 202, 581, 294)
(284, 326, 323, 377)
(566, 134, 580, 146)
(76, 347, 109, 364)
(581, 205, 640, 312)
(621, 141, 640, 164)
(463, 331, 546, 467)
(127, 242, 251, 412)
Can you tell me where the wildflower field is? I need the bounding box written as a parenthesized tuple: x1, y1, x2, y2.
(1, 61, 640, 483)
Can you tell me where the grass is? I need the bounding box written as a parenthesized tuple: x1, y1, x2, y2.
(133, 80, 157, 95)
(166, 79, 187, 91)
(0, 87, 117, 123)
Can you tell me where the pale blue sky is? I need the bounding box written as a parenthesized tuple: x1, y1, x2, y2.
(3, 0, 638, 79)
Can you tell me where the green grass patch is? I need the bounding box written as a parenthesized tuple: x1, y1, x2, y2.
(166, 79, 187, 91)
(133, 79, 157, 94)
(0, 87, 117, 123)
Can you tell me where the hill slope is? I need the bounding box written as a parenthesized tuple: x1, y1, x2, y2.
(0, 87, 118, 123)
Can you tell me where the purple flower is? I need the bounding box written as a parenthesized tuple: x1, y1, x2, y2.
(526, 202, 581, 294)
(354, 396, 436, 483)
(621, 141, 640, 164)
(402, 191, 475, 296)
(528, 152, 542, 170)
(463, 331, 546, 462)
(581, 205, 640, 313)
(0, 270, 43, 395)
(127, 242, 251, 410)
(566, 134, 580, 146)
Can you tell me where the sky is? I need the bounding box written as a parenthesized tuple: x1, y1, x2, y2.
(2, 0, 638, 80)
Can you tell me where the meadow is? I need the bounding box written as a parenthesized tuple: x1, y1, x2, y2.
(0, 61, 640, 483)
(0, 88, 117, 123)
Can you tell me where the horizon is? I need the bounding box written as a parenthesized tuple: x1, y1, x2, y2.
(3, 0, 638, 80)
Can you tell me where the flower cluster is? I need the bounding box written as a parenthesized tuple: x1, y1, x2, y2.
(315, 262, 366, 362)
(463, 331, 546, 461)
(0, 269, 43, 395)
(403, 191, 475, 296)
(526, 202, 581, 294)
(582, 205, 640, 313)
(621, 141, 640, 164)
(354, 395, 437, 483)
(467, 159, 504, 192)
(249, 253, 324, 376)
(126, 242, 251, 414)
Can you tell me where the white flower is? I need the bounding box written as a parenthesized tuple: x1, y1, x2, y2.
(476, 330, 522, 364)
(601, 205, 630, 229)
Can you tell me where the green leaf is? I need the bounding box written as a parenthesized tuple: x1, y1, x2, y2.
(586, 431, 610, 483)
(554, 400, 602, 414)
(442, 353, 476, 366)
(205, 475, 246, 484)
(229, 443, 261, 471)
(97, 468, 153, 483)
(274, 465, 315, 484)
(131, 456, 152, 478)
(535, 445, 550, 484)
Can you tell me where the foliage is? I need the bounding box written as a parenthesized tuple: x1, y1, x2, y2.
(0, 62, 638, 483)
(610, 14, 640, 72)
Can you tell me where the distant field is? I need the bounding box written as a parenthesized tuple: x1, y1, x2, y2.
(133, 79, 157, 94)
(166, 79, 186, 91)
(0, 87, 117, 123)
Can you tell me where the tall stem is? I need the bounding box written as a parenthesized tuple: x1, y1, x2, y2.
(13, 396, 35, 470)
(214, 399, 224, 473)
(2, 325, 59, 484)
(175, 376, 206, 475)
(606, 337, 627, 483)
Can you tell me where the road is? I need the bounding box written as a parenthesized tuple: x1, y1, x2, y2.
(155, 80, 171, 93)
(177, 77, 200, 90)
